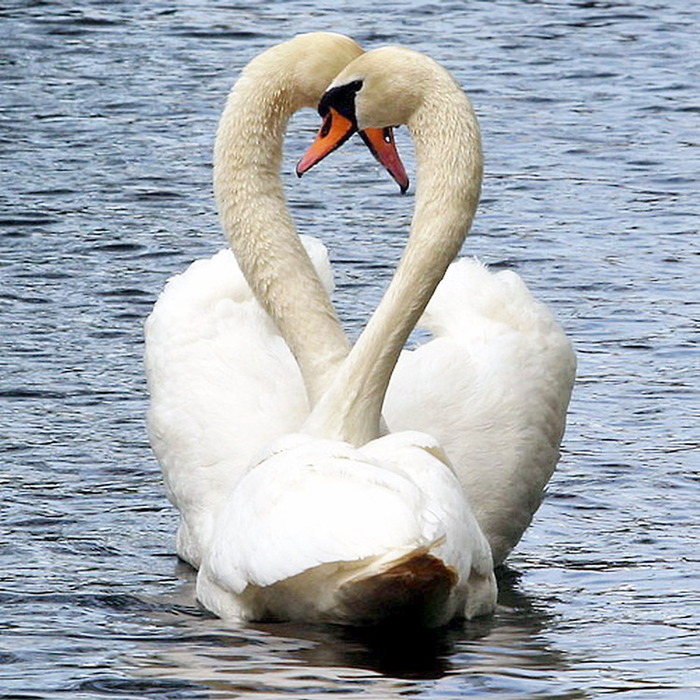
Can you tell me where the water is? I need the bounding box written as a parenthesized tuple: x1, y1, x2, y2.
(1, 1, 698, 697)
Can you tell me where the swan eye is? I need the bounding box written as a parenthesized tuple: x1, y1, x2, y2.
(319, 113, 333, 138)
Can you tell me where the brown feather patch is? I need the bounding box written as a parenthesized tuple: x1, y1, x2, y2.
(338, 552, 458, 626)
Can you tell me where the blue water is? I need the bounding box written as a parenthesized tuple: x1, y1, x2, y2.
(1, 1, 698, 697)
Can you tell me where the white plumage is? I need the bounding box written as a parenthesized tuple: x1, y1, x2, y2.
(146, 238, 333, 567)
(386, 259, 575, 565)
(197, 431, 494, 626)
(145, 36, 574, 626)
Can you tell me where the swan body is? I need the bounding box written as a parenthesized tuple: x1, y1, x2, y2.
(197, 431, 495, 626)
(197, 45, 500, 625)
(300, 47, 576, 567)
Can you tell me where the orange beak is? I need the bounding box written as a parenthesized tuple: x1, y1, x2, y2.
(296, 109, 409, 194)
(360, 127, 409, 194)
(296, 108, 355, 176)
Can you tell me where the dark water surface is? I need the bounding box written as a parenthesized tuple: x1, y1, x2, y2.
(2, 1, 698, 697)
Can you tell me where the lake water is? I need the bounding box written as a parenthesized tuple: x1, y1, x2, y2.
(1, 0, 698, 697)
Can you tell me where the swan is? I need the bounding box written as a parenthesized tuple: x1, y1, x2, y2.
(298, 47, 577, 567)
(147, 37, 572, 626)
(194, 47, 504, 626)
(145, 33, 377, 568)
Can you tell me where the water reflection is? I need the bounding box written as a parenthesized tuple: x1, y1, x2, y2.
(2, 0, 699, 695)
(131, 563, 572, 696)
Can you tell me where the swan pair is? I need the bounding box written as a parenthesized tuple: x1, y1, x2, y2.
(145, 33, 575, 626)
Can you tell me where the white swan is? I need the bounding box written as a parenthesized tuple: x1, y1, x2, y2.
(298, 48, 577, 567)
(147, 38, 573, 626)
(145, 33, 369, 568)
(195, 47, 505, 626)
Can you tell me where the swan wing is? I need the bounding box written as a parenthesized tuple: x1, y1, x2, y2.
(385, 258, 576, 565)
(145, 238, 335, 566)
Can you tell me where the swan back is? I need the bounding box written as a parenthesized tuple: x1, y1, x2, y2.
(196, 431, 495, 625)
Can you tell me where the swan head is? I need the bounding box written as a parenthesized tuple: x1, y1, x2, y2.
(276, 32, 365, 109)
(296, 47, 449, 192)
(296, 47, 436, 193)
(327, 47, 433, 129)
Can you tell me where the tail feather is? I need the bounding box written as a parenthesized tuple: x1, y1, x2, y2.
(337, 551, 458, 626)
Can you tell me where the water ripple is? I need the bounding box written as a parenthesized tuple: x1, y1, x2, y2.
(1, 0, 698, 697)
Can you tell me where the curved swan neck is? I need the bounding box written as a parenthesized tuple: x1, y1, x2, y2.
(214, 37, 359, 404)
(304, 77, 483, 445)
